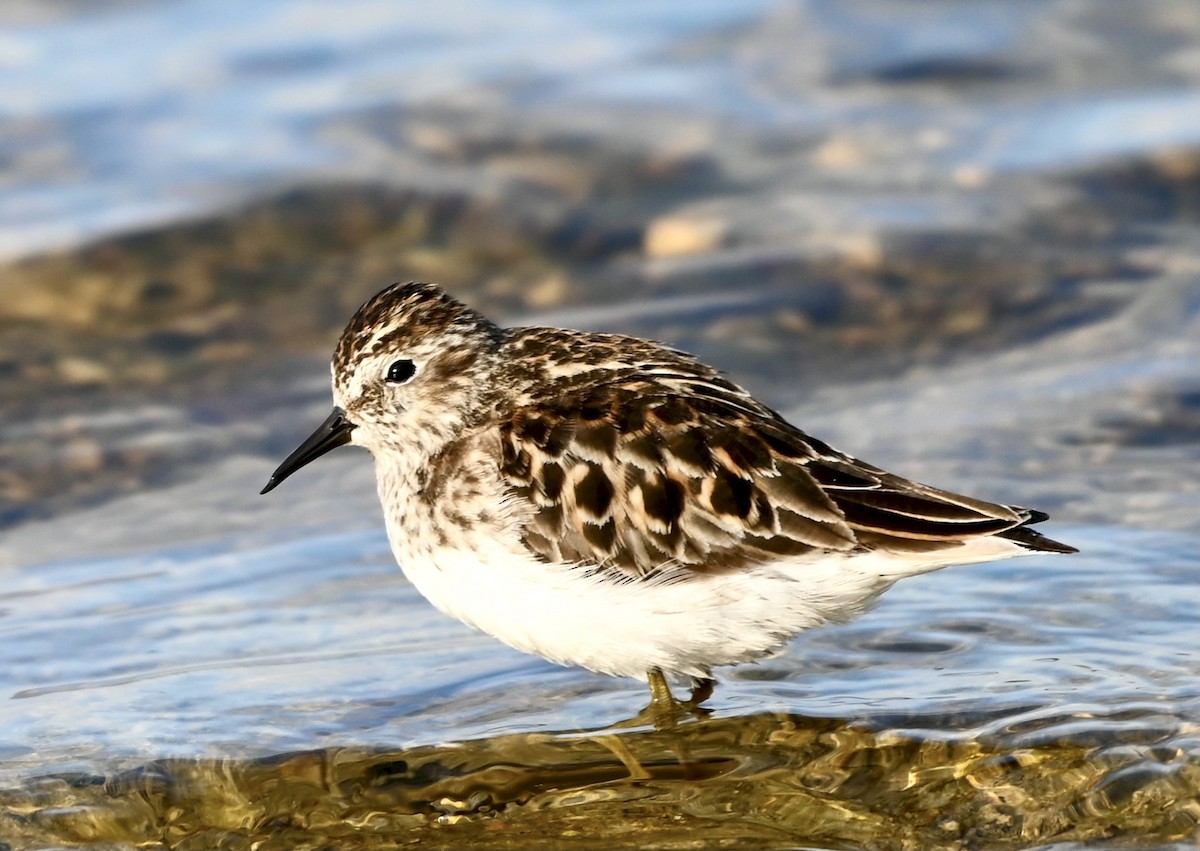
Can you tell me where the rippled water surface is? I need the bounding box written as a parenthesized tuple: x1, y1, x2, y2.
(2, 1, 1200, 849)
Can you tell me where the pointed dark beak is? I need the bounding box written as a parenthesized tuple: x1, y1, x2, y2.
(260, 407, 356, 494)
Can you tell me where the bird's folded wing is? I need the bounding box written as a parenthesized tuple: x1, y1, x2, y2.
(497, 366, 1033, 578)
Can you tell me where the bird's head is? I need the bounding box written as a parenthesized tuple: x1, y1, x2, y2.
(261, 282, 501, 493)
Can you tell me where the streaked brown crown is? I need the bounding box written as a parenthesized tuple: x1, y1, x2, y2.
(334, 281, 499, 378)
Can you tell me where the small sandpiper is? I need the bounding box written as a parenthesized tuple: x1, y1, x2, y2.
(262, 282, 1075, 713)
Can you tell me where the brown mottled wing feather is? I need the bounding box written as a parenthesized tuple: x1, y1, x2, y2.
(497, 336, 1060, 576)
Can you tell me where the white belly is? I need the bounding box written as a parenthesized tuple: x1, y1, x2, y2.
(389, 537, 921, 680)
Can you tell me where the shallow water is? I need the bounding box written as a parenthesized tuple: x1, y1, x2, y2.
(0, 0, 772, 258)
(2, 1, 1200, 849)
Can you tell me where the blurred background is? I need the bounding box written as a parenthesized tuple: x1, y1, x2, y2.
(1, 2, 1199, 849)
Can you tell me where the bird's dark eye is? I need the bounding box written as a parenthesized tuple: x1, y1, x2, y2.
(385, 359, 416, 384)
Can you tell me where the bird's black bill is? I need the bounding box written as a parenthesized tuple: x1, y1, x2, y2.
(260, 407, 356, 494)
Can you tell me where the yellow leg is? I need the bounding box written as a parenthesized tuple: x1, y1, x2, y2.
(645, 668, 719, 729)
(647, 667, 676, 707)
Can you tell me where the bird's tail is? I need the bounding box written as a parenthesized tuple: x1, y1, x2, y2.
(997, 509, 1078, 554)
